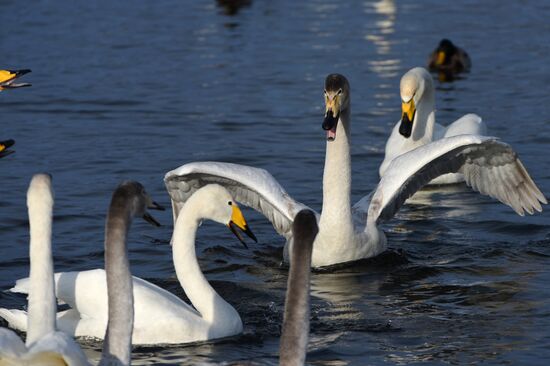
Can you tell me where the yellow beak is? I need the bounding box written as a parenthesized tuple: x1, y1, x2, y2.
(230, 204, 247, 231)
(227, 203, 257, 247)
(0, 69, 32, 90)
(0, 70, 17, 84)
(401, 99, 416, 122)
(436, 51, 446, 66)
(325, 94, 340, 117)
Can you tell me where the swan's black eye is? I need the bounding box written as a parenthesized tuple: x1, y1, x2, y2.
(337, 88, 343, 95)
(228, 201, 232, 206)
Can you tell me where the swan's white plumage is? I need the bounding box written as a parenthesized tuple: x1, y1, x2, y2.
(0, 328, 91, 366)
(380, 67, 489, 185)
(356, 135, 547, 223)
(3, 185, 248, 345)
(0, 174, 90, 366)
(163, 74, 545, 268)
(165, 162, 315, 239)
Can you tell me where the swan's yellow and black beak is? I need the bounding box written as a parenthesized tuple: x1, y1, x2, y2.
(399, 99, 416, 138)
(228, 204, 257, 248)
(143, 201, 165, 227)
(0, 69, 32, 90)
(323, 93, 340, 141)
(0, 139, 15, 159)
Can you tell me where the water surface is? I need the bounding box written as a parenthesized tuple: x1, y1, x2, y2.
(1, 0, 550, 365)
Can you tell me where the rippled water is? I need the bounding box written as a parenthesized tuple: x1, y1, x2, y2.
(1, 0, 550, 364)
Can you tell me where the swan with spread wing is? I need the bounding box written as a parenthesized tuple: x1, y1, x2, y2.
(165, 74, 546, 268)
(380, 67, 488, 184)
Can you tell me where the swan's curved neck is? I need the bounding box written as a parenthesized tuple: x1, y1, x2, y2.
(172, 201, 237, 325)
(320, 109, 353, 230)
(26, 194, 56, 346)
(412, 89, 435, 142)
(100, 201, 134, 366)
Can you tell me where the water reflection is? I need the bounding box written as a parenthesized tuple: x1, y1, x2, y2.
(363, 0, 396, 56)
(403, 184, 483, 220)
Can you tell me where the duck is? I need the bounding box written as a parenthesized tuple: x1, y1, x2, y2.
(379, 67, 486, 184)
(164, 74, 546, 268)
(427, 39, 471, 79)
(1, 184, 255, 345)
(279, 209, 318, 366)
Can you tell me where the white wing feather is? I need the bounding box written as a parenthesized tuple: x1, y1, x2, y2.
(354, 135, 546, 224)
(164, 162, 317, 239)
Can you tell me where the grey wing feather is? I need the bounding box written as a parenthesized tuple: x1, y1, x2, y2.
(165, 162, 317, 239)
(363, 135, 546, 225)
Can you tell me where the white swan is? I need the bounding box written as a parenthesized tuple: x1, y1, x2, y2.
(279, 210, 318, 366)
(1, 184, 255, 345)
(0, 178, 163, 364)
(0, 174, 90, 366)
(164, 73, 546, 268)
(379, 67, 486, 184)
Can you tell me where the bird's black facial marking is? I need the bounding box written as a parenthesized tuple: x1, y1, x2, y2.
(399, 111, 414, 138)
(323, 109, 339, 131)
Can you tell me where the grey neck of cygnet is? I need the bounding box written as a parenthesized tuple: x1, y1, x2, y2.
(279, 213, 316, 366)
(320, 107, 353, 229)
(411, 87, 435, 141)
(99, 197, 135, 366)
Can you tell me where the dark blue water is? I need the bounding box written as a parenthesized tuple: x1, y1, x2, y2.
(1, 0, 550, 364)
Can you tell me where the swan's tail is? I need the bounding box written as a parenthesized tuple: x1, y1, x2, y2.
(0, 308, 29, 332)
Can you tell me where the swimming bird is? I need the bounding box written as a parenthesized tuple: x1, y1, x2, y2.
(380, 67, 487, 184)
(428, 39, 471, 78)
(0, 69, 32, 159)
(0, 179, 163, 360)
(1, 184, 255, 345)
(164, 74, 546, 268)
(0, 139, 16, 159)
(0, 69, 31, 90)
(279, 210, 318, 366)
(0, 174, 90, 366)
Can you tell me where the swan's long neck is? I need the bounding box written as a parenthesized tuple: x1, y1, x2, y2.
(411, 88, 436, 142)
(26, 188, 55, 346)
(279, 220, 315, 366)
(319, 109, 354, 232)
(173, 201, 238, 326)
(100, 201, 134, 366)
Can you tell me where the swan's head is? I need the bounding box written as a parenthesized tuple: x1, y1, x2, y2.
(27, 173, 54, 210)
(434, 39, 457, 66)
(113, 181, 165, 227)
(322, 73, 350, 142)
(0, 139, 16, 159)
(398, 67, 433, 138)
(0, 69, 32, 91)
(291, 209, 318, 262)
(191, 184, 257, 247)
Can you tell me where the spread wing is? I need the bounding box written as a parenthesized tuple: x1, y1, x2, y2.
(164, 162, 317, 239)
(353, 135, 546, 224)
